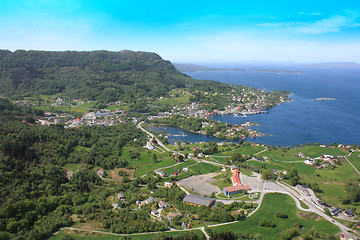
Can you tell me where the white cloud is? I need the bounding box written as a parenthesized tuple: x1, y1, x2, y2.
(294, 12, 360, 34)
(257, 23, 282, 27)
(309, 12, 322, 16)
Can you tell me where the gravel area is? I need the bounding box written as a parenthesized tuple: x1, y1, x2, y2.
(177, 174, 220, 196)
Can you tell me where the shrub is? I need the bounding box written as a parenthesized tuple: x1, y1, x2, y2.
(276, 211, 288, 218)
(259, 219, 276, 227)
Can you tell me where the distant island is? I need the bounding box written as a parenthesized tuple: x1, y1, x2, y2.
(255, 69, 303, 74)
(302, 62, 360, 68)
(314, 97, 336, 101)
(173, 63, 245, 72)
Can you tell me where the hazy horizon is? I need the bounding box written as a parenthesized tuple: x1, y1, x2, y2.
(1, 0, 360, 63)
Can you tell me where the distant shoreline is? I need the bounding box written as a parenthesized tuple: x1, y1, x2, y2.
(254, 69, 303, 74)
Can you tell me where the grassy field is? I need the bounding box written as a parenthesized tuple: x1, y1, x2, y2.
(300, 158, 360, 208)
(209, 193, 340, 239)
(347, 153, 360, 172)
(121, 147, 176, 177)
(51, 229, 204, 240)
(157, 96, 190, 106)
(190, 162, 221, 174)
(299, 146, 348, 158)
(257, 146, 348, 163)
(34, 105, 90, 114)
(246, 147, 360, 210)
(161, 159, 197, 174)
(211, 145, 265, 157)
(64, 163, 84, 173)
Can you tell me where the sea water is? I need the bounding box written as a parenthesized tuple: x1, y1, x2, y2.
(186, 66, 360, 146)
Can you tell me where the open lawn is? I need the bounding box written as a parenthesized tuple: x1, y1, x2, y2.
(162, 159, 197, 174)
(299, 159, 360, 208)
(157, 96, 190, 106)
(135, 157, 175, 177)
(209, 193, 340, 239)
(52, 229, 204, 240)
(121, 147, 176, 177)
(190, 162, 221, 174)
(64, 163, 85, 173)
(347, 153, 360, 173)
(299, 146, 348, 158)
(258, 146, 348, 163)
(211, 145, 265, 157)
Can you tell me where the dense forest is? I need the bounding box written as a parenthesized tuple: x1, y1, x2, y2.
(0, 50, 231, 103)
(0, 99, 148, 239)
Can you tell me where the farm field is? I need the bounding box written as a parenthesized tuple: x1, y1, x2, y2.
(211, 145, 266, 157)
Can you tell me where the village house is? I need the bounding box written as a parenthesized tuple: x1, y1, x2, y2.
(145, 197, 158, 204)
(330, 207, 341, 216)
(164, 182, 173, 188)
(155, 169, 166, 177)
(117, 192, 126, 201)
(158, 200, 169, 209)
(97, 168, 105, 175)
(345, 209, 354, 217)
(181, 222, 187, 229)
(167, 212, 181, 221)
(151, 209, 160, 217)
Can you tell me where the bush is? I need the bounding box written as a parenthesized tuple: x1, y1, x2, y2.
(276, 211, 288, 218)
(58, 234, 76, 240)
(259, 219, 276, 227)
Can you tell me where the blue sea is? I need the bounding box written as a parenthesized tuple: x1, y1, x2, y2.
(186, 66, 360, 146)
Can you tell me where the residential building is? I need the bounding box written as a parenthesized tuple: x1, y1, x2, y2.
(145, 197, 158, 204)
(158, 201, 169, 209)
(117, 192, 126, 200)
(151, 210, 159, 217)
(345, 209, 354, 217)
(330, 207, 341, 216)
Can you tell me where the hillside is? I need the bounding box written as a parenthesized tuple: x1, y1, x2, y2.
(0, 50, 230, 103)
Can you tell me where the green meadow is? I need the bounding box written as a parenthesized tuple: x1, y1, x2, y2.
(209, 193, 340, 239)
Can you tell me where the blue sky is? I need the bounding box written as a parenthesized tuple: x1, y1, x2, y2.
(1, 0, 360, 63)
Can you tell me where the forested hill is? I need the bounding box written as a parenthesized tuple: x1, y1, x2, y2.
(0, 50, 230, 102)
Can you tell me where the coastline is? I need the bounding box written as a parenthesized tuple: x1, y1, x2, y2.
(146, 120, 265, 143)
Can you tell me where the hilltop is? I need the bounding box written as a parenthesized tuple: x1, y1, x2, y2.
(0, 50, 230, 103)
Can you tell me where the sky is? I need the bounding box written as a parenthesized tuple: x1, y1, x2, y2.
(1, 0, 360, 63)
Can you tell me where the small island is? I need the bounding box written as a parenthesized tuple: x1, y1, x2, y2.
(255, 69, 303, 74)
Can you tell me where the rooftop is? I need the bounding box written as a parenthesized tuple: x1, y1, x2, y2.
(224, 185, 251, 192)
(183, 194, 216, 207)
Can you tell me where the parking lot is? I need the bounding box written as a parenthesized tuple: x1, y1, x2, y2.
(177, 173, 220, 196)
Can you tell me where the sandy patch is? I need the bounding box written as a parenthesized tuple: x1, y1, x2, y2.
(110, 168, 135, 180)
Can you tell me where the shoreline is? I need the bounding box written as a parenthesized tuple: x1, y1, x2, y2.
(146, 121, 265, 143)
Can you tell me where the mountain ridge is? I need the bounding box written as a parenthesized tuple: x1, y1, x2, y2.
(0, 50, 231, 103)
